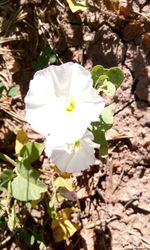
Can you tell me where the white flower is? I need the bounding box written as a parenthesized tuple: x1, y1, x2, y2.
(25, 62, 105, 142)
(45, 130, 96, 173)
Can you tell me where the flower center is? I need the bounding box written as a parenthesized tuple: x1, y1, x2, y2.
(66, 100, 75, 113)
(74, 140, 80, 148)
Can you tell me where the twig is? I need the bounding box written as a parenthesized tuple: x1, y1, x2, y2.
(0, 105, 26, 123)
(129, 231, 150, 246)
(0, 72, 10, 90)
(0, 48, 23, 53)
(114, 100, 134, 116)
(124, 198, 139, 209)
(38, 169, 53, 176)
(133, 10, 150, 22)
(0, 37, 24, 44)
(0, 230, 19, 250)
(112, 167, 124, 194)
(55, 0, 65, 8)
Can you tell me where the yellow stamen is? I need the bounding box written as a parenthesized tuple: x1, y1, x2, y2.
(74, 140, 80, 148)
(66, 100, 75, 112)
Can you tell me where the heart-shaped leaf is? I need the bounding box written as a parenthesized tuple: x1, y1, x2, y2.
(11, 162, 47, 201)
(0, 170, 15, 191)
(18, 142, 44, 163)
(15, 129, 28, 154)
(100, 104, 114, 128)
(98, 80, 116, 96)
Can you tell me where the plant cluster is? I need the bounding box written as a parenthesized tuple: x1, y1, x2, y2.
(0, 61, 123, 245)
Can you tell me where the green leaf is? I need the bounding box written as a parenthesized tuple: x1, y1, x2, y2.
(92, 126, 103, 144)
(32, 46, 56, 70)
(91, 65, 124, 91)
(32, 61, 39, 70)
(38, 55, 47, 67)
(0, 82, 5, 95)
(42, 46, 52, 55)
(0, 152, 16, 167)
(91, 65, 106, 85)
(19, 229, 34, 245)
(90, 104, 113, 156)
(49, 54, 57, 63)
(0, 216, 6, 228)
(18, 142, 44, 164)
(30, 235, 35, 245)
(7, 86, 18, 97)
(100, 104, 113, 126)
(98, 75, 109, 81)
(31, 192, 45, 208)
(91, 125, 108, 157)
(98, 80, 116, 96)
(0, 170, 15, 191)
(7, 200, 17, 231)
(11, 162, 47, 201)
(107, 67, 124, 88)
(98, 132, 108, 157)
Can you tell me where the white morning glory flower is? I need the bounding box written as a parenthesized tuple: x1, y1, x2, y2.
(45, 130, 96, 173)
(25, 62, 105, 142)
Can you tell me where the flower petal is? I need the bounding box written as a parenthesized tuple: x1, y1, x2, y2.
(45, 130, 96, 173)
(25, 62, 105, 140)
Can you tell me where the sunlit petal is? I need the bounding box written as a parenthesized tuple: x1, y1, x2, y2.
(25, 62, 105, 140)
(45, 131, 96, 173)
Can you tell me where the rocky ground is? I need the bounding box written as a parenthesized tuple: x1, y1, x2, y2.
(0, 0, 150, 249)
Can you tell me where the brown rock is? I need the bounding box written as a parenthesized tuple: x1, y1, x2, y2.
(122, 21, 143, 41)
(142, 33, 150, 49)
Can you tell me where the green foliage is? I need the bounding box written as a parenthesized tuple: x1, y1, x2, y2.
(90, 104, 114, 157)
(98, 132, 108, 157)
(107, 67, 124, 88)
(7, 200, 17, 231)
(0, 82, 18, 98)
(32, 46, 57, 70)
(91, 65, 124, 95)
(0, 82, 5, 96)
(98, 80, 116, 96)
(0, 152, 16, 167)
(0, 62, 123, 246)
(99, 104, 114, 131)
(90, 65, 123, 157)
(18, 228, 44, 246)
(12, 140, 46, 201)
(91, 124, 108, 157)
(0, 170, 15, 191)
(12, 162, 47, 201)
(7, 86, 18, 97)
(0, 216, 6, 229)
(18, 141, 44, 163)
(19, 229, 35, 245)
(91, 65, 107, 84)
(0, 137, 46, 202)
